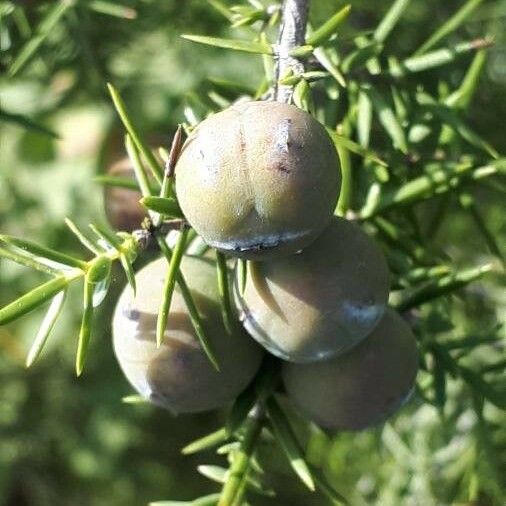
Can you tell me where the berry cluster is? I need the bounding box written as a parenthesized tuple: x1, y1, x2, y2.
(113, 100, 418, 431)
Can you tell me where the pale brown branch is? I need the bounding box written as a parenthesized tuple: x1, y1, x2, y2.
(274, 0, 310, 103)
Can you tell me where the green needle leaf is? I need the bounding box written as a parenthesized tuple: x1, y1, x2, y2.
(227, 381, 257, 436)
(76, 271, 98, 376)
(122, 394, 148, 404)
(93, 175, 142, 191)
(181, 35, 272, 54)
(156, 235, 220, 370)
(357, 90, 373, 148)
(84, 257, 112, 308)
(0, 245, 59, 276)
(206, 0, 233, 20)
(293, 78, 313, 113)
(192, 493, 222, 505)
(216, 442, 240, 455)
(360, 183, 382, 219)
(230, 6, 267, 29)
(364, 86, 408, 153)
(0, 235, 87, 270)
(198, 465, 227, 484)
(399, 265, 451, 287)
(395, 264, 493, 311)
(373, 0, 411, 43)
(87, 1, 137, 19)
(89, 224, 123, 251)
(445, 50, 487, 109)
(335, 131, 352, 216)
(313, 46, 346, 88)
(237, 259, 248, 295)
(417, 92, 498, 158)
(107, 83, 164, 184)
(0, 110, 59, 138)
(278, 70, 329, 86)
(216, 251, 234, 334)
(26, 290, 67, 368)
(306, 5, 351, 47)
(218, 410, 264, 506)
(413, 0, 484, 56)
(65, 218, 103, 255)
(235, 469, 275, 498)
(11, 5, 32, 38)
(207, 77, 255, 96)
(150, 494, 221, 505)
(119, 253, 137, 294)
(326, 128, 387, 166)
(125, 134, 156, 198)
(0, 275, 70, 325)
(440, 51, 487, 147)
(8, 0, 73, 77)
(156, 229, 189, 347)
(140, 196, 183, 218)
(360, 161, 481, 218)
(92, 275, 111, 308)
(182, 428, 229, 455)
(266, 397, 315, 491)
(391, 39, 493, 77)
(74, 259, 113, 377)
(288, 44, 314, 58)
(85, 255, 112, 284)
(391, 86, 408, 125)
(341, 41, 382, 72)
(187, 236, 210, 256)
(429, 343, 460, 377)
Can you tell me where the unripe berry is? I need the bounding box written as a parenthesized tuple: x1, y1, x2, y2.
(103, 157, 146, 232)
(282, 309, 419, 431)
(175, 101, 340, 260)
(113, 255, 264, 414)
(234, 217, 390, 362)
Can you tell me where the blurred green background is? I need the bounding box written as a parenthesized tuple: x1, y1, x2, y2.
(0, 0, 505, 505)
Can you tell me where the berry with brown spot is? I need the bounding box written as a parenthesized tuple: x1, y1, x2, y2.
(175, 101, 341, 260)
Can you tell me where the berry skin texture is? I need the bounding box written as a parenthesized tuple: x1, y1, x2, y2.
(113, 255, 264, 414)
(282, 309, 419, 431)
(175, 101, 341, 260)
(234, 217, 390, 363)
(104, 157, 146, 232)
